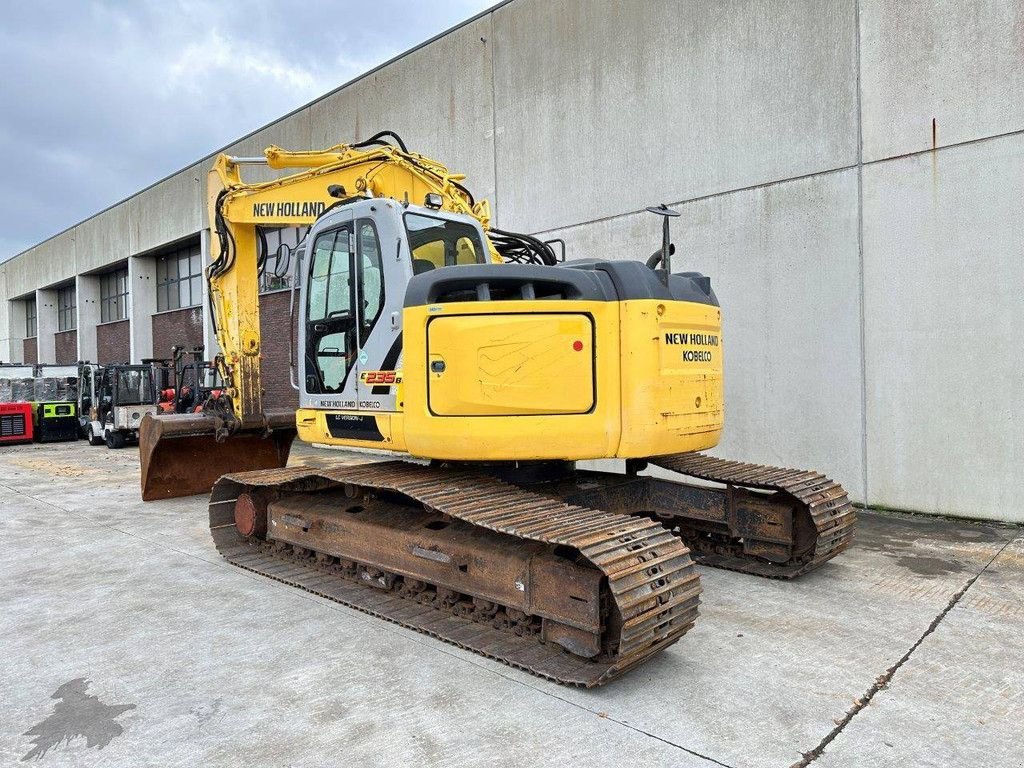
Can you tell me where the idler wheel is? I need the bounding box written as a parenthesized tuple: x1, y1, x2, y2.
(235, 491, 268, 538)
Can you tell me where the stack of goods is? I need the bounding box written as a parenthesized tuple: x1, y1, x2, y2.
(33, 376, 78, 403)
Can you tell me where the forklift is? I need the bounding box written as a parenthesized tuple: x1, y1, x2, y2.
(75, 361, 102, 438)
(169, 346, 223, 414)
(86, 364, 160, 448)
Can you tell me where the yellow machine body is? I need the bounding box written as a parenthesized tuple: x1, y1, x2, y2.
(295, 295, 723, 461)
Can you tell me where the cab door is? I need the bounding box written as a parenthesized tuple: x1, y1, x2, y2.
(300, 200, 410, 415)
(300, 213, 360, 409)
(352, 210, 405, 412)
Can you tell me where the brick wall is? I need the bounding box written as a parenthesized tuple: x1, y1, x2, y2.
(97, 320, 130, 364)
(54, 330, 77, 365)
(259, 290, 299, 408)
(23, 338, 37, 365)
(151, 306, 204, 361)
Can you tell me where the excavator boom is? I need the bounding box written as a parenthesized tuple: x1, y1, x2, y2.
(140, 133, 500, 500)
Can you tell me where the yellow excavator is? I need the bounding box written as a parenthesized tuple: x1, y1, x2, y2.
(139, 131, 855, 686)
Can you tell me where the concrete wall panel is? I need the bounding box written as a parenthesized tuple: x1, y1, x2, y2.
(128, 163, 205, 256)
(547, 170, 864, 499)
(35, 288, 58, 364)
(862, 134, 1024, 520)
(128, 256, 157, 362)
(76, 274, 102, 363)
(308, 14, 496, 212)
(860, 0, 1024, 163)
(492, 0, 858, 234)
(74, 205, 130, 274)
(0, 266, 9, 361)
(3, 294, 27, 364)
(6, 235, 76, 297)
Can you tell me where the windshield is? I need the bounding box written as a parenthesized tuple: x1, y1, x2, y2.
(115, 368, 154, 405)
(404, 212, 486, 271)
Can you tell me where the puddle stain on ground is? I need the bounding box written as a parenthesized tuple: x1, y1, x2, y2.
(854, 511, 1013, 578)
(21, 678, 135, 761)
(894, 554, 965, 576)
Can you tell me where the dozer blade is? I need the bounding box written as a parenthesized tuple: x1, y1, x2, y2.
(139, 411, 296, 501)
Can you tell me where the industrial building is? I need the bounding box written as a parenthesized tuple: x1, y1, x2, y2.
(0, 0, 1020, 522)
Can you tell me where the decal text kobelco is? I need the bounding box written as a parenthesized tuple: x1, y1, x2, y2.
(664, 331, 719, 363)
(252, 201, 327, 218)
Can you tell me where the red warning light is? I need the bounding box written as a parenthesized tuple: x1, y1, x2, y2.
(572, 340, 584, 352)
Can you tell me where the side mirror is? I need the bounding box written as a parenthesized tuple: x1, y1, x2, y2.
(276, 242, 292, 265)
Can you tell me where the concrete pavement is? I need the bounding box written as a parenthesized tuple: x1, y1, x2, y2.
(0, 441, 1020, 767)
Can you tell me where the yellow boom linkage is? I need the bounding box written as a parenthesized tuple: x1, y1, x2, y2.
(140, 137, 497, 500)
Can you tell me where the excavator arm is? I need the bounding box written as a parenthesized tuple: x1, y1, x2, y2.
(141, 133, 501, 500)
(205, 135, 499, 427)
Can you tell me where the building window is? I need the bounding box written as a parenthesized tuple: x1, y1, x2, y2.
(58, 286, 76, 331)
(156, 242, 202, 312)
(258, 226, 307, 293)
(100, 268, 128, 323)
(25, 298, 37, 337)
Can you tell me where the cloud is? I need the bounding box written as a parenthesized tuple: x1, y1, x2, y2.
(0, 0, 495, 260)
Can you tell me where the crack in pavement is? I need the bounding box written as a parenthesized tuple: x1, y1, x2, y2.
(791, 537, 1015, 767)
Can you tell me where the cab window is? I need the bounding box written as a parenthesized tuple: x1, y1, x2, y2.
(357, 219, 384, 345)
(305, 227, 354, 393)
(404, 212, 486, 271)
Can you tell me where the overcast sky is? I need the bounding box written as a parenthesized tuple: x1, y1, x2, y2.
(0, 0, 494, 261)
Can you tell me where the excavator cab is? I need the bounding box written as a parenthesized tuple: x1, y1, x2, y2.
(297, 197, 487, 418)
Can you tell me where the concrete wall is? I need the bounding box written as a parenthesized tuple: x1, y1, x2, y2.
(862, 133, 1024, 518)
(76, 274, 101, 363)
(35, 288, 58, 364)
(492, 0, 857, 233)
(1, 0, 1020, 520)
(2, 289, 26, 364)
(127, 256, 157, 362)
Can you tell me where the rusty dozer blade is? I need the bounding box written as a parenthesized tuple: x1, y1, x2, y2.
(139, 410, 296, 501)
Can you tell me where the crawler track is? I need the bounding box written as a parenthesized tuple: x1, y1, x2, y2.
(647, 453, 857, 578)
(210, 461, 701, 687)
